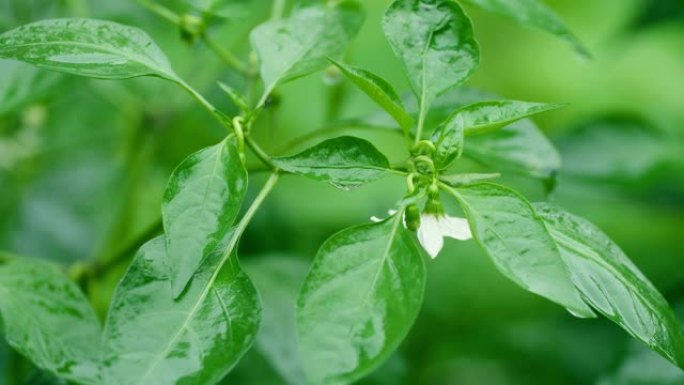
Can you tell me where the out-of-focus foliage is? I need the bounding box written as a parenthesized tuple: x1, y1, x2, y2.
(1, 0, 684, 384)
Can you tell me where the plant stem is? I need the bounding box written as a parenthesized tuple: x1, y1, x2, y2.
(201, 34, 251, 76)
(271, 0, 286, 20)
(136, 0, 181, 24)
(245, 135, 277, 170)
(173, 78, 231, 132)
(219, 172, 279, 262)
(415, 102, 427, 145)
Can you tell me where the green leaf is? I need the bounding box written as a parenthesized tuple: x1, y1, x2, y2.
(0, 59, 61, 116)
(163, 139, 247, 297)
(0, 255, 101, 384)
(329, 59, 414, 134)
(463, 0, 589, 56)
(534, 203, 684, 368)
(464, 119, 562, 179)
(297, 214, 426, 384)
(445, 183, 595, 317)
(272, 136, 391, 190)
(439, 172, 501, 187)
(557, 118, 670, 182)
(102, 235, 260, 385)
(250, 1, 365, 104)
(382, 0, 479, 122)
(0, 18, 177, 80)
(244, 257, 308, 385)
(432, 100, 561, 168)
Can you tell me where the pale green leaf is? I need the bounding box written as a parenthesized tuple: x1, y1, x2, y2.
(432, 100, 561, 168)
(383, 0, 479, 122)
(102, 235, 260, 385)
(297, 214, 426, 384)
(463, 0, 589, 56)
(250, 1, 365, 104)
(535, 203, 684, 368)
(329, 59, 413, 134)
(464, 119, 562, 179)
(445, 183, 595, 317)
(0, 255, 101, 385)
(0, 59, 61, 116)
(162, 139, 247, 297)
(0, 18, 177, 80)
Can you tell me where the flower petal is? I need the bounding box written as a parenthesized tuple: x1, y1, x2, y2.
(417, 214, 443, 258)
(438, 215, 473, 241)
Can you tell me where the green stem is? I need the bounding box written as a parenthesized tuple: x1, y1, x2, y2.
(415, 102, 427, 145)
(136, 0, 181, 24)
(220, 172, 279, 262)
(201, 34, 250, 76)
(246, 135, 277, 170)
(173, 78, 231, 131)
(271, 0, 286, 20)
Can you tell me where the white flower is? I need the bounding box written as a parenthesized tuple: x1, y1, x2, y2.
(417, 214, 472, 259)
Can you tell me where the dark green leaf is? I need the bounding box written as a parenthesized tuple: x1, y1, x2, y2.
(329, 59, 414, 134)
(0, 255, 101, 384)
(432, 100, 561, 168)
(244, 257, 308, 385)
(0, 18, 177, 80)
(272, 136, 391, 190)
(534, 203, 684, 367)
(162, 139, 247, 297)
(464, 119, 562, 179)
(102, 235, 260, 385)
(250, 1, 365, 104)
(297, 214, 426, 384)
(463, 0, 589, 56)
(383, 0, 479, 118)
(445, 183, 595, 317)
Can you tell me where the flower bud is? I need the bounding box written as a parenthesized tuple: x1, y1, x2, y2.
(404, 204, 421, 231)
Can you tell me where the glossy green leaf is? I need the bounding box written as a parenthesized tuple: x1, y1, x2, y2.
(432, 100, 561, 168)
(0, 255, 101, 384)
(445, 183, 595, 317)
(102, 235, 260, 385)
(244, 257, 308, 385)
(272, 136, 391, 190)
(0, 59, 61, 116)
(534, 203, 684, 367)
(463, 0, 589, 56)
(250, 1, 365, 104)
(162, 139, 247, 297)
(464, 119, 562, 179)
(297, 214, 426, 384)
(329, 59, 414, 134)
(0, 18, 178, 80)
(439, 172, 501, 187)
(383, 0, 479, 119)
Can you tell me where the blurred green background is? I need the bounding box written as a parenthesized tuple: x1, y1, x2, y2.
(1, 0, 684, 384)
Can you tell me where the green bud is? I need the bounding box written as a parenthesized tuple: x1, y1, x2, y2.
(179, 14, 205, 44)
(404, 204, 421, 231)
